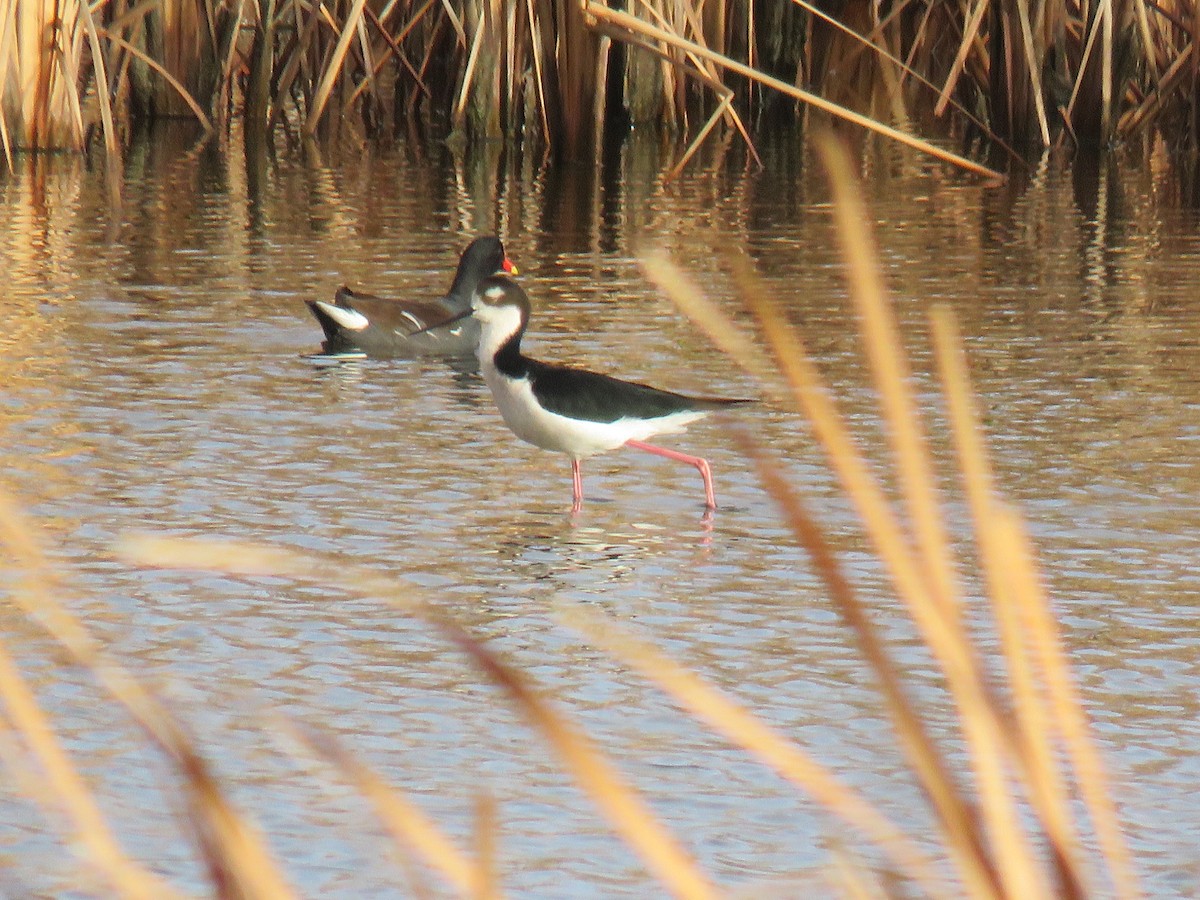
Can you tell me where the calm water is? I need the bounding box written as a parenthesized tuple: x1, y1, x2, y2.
(1, 131, 1199, 896)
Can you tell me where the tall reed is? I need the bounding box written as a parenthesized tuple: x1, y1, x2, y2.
(642, 134, 1141, 897)
(4, 0, 1196, 178)
(1, 1, 86, 155)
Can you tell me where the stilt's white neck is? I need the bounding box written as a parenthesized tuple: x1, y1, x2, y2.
(473, 302, 526, 368)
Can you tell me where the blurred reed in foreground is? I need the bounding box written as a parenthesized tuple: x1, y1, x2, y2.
(642, 134, 1140, 898)
(4, 0, 1198, 181)
(0, 137, 1138, 897)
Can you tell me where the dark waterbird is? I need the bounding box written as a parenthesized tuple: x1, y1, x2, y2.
(439, 274, 753, 510)
(306, 236, 517, 358)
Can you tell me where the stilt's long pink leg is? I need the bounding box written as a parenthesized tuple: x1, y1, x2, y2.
(625, 440, 717, 509)
(571, 459, 584, 511)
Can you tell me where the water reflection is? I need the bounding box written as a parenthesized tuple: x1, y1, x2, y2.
(460, 501, 720, 600)
(1, 131, 1199, 894)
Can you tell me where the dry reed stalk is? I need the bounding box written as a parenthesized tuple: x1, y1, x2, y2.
(78, 4, 117, 160)
(269, 3, 322, 133)
(0, 498, 297, 900)
(817, 158, 1072, 885)
(47, 6, 87, 147)
(1063, 5, 1106, 140)
(828, 850, 887, 899)
(419, 616, 721, 900)
(636, 0, 736, 128)
(98, 29, 214, 132)
(354, 9, 382, 118)
(1, 0, 84, 150)
(642, 253, 1004, 898)
(0, 0, 1195, 165)
(667, 93, 734, 175)
(1014, 0, 1051, 145)
(839, 144, 1133, 892)
(820, 136, 961, 630)
(451, 0, 494, 133)
(591, 32, 611, 142)
(1116, 44, 1192, 138)
(628, 0, 761, 171)
(354, 3, 430, 107)
(284, 722, 485, 896)
(436, 0, 467, 45)
(0, 636, 176, 899)
(558, 0, 598, 156)
(473, 792, 501, 900)
(817, 145, 1057, 898)
(503, 0, 518, 131)
(584, 1, 1004, 181)
(1101, 0, 1114, 139)
(738, 257, 982, 707)
(644, 133, 1139, 897)
(245, 0, 276, 136)
(748, 440, 1005, 898)
(1133, 0, 1160, 83)
(560, 606, 951, 896)
(305, 0, 369, 134)
(935, 0, 990, 118)
(591, 19, 757, 174)
(930, 310, 1093, 897)
(120, 535, 719, 900)
(639, 253, 781, 395)
(0, 112, 11, 172)
(138, 0, 237, 125)
(77, 2, 122, 205)
(0, 1, 14, 167)
(524, 0, 553, 141)
(993, 509, 1141, 899)
(816, 140, 1109, 896)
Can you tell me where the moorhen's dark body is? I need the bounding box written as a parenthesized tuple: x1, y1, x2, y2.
(306, 236, 516, 358)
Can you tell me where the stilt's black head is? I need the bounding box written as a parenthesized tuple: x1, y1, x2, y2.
(471, 274, 532, 356)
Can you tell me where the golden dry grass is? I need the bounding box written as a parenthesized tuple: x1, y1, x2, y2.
(641, 133, 1140, 898)
(3, 0, 1196, 184)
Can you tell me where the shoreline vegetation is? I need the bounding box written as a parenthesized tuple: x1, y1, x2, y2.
(0, 136, 1141, 896)
(2, 0, 1196, 183)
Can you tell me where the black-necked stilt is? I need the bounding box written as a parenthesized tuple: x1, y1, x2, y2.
(306, 236, 517, 358)
(442, 275, 752, 510)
